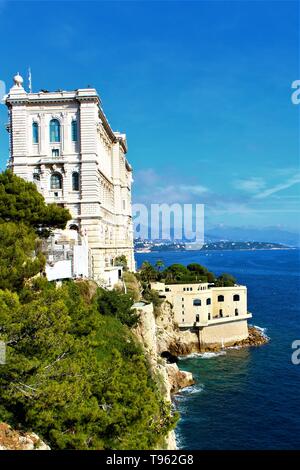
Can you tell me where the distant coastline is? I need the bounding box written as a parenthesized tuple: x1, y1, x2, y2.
(135, 240, 296, 253)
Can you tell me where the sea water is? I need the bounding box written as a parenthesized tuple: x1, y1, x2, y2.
(136, 249, 300, 449)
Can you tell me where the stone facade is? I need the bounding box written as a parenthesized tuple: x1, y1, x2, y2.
(5, 74, 135, 283)
(151, 281, 252, 347)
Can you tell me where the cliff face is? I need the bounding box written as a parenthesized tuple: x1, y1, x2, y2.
(133, 302, 194, 449)
(155, 301, 200, 355)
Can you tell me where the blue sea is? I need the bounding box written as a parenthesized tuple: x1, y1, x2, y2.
(135, 249, 300, 450)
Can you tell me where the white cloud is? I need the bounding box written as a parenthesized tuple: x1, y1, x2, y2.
(254, 173, 300, 199)
(135, 168, 159, 186)
(234, 177, 266, 193)
(179, 184, 208, 195)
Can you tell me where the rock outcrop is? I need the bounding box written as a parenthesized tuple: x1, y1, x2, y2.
(155, 301, 199, 355)
(0, 423, 50, 450)
(166, 363, 194, 394)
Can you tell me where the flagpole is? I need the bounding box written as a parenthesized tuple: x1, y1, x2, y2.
(28, 67, 32, 93)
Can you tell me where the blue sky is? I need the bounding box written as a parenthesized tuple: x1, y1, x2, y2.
(0, 0, 299, 232)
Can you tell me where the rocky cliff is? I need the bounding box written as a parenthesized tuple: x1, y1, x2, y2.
(133, 301, 194, 449)
(0, 423, 50, 450)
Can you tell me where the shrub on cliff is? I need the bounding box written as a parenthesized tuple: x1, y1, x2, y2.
(142, 288, 163, 317)
(123, 271, 141, 302)
(96, 287, 139, 327)
(0, 280, 176, 450)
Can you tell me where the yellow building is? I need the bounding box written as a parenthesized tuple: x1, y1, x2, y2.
(151, 281, 252, 347)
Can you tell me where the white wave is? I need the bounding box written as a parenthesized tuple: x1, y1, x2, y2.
(253, 324, 267, 333)
(251, 324, 270, 339)
(179, 350, 226, 359)
(180, 384, 205, 395)
(199, 351, 226, 359)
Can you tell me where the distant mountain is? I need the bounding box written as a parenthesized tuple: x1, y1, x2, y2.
(205, 226, 300, 247)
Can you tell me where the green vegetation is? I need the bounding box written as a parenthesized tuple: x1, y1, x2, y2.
(0, 170, 176, 450)
(114, 254, 128, 271)
(0, 281, 176, 449)
(96, 287, 139, 328)
(214, 273, 236, 287)
(0, 171, 70, 291)
(142, 287, 163, 318)
(0, 170, 70, 237)
(0, 222, 45, 291)
(123, 271, 141, 302)
(139, 261, 236, 287)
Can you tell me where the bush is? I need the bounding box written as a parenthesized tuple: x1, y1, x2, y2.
(96, 287, 140, 327)
(142, 288, 163, 317)
(123, 271, 141, 302)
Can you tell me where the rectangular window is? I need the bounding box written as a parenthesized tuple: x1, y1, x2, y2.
(71, 120, 78, 142)
(32, 122, 39, 144)
(52, 149, 59, 157)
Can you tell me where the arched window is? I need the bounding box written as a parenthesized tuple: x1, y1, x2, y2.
(50, 119, 61, 142)
(50, 173, 62, 190)
(72, 172, 79, 191)
(193, 299, 201, 306)
(71, 120, 78, 142)
(206, 298, 211, 305)
(233, 294, 240, 301)
(32, 122, 39, 143)
(218, 295, 224, 302)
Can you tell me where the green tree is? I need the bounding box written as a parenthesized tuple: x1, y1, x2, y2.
(0, 170, 70, 237)
(0, 222, 45, 291)
(215, 273, 236, 287)
(96, 287, 139, 327)
(155, 260, 165, 272)
(187, 263, 208, 275)
(163, 263, 190, 282)
(139, 261, 158, 283)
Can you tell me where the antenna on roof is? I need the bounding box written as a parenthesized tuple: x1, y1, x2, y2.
(28, 67, 32, 93)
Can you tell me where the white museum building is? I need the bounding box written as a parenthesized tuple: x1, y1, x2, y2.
(5, 73, 135, 286)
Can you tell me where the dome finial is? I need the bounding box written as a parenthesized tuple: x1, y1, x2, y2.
(13, 72, 24, 87)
